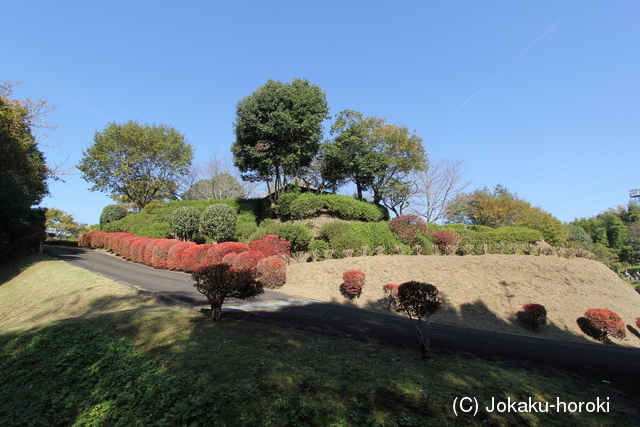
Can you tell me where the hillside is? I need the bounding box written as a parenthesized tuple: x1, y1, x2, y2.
(284, 254, 640, 347)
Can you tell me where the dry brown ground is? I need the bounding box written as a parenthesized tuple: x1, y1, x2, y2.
(282, 254, 640, 347)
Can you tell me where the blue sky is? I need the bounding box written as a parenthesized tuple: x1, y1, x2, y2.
(3, 1, 639, 225)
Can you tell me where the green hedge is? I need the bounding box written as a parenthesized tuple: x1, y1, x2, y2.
(459, 226, 542, 247)
(318, 221, 402, 255)
(287, 193, 384, 222)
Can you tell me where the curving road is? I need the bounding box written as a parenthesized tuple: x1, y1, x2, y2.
(44, 245, 640, 397)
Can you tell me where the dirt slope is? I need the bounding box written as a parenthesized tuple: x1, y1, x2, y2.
(283, 254, 640, 347)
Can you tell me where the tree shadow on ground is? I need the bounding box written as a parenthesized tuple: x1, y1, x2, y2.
(0, 252, 48, 286)
(2, 291, 640, 426)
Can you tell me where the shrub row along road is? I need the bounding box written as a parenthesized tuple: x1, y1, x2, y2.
(45, 245, 640, 396)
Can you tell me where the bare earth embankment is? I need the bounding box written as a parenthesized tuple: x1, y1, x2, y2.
(283, 254, 640, 347)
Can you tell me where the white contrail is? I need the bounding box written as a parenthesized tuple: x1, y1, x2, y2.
(450, 16, 566, 116)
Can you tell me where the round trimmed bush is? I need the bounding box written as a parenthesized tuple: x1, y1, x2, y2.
(249, 234, 291, 257)
(256, 256, 287, 288)
(100, 205, 127, 228)
(277, 223, 313, 252)
(342, 270, 365, 299)
(169, 206, 201, 241)
(200, 204, 237, 243)
(582, 308, 626, 341)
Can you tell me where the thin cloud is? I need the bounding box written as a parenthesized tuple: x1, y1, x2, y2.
(450, 16, 566, 116)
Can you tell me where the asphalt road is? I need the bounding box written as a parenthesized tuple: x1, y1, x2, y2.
(44, 245, 640, 397)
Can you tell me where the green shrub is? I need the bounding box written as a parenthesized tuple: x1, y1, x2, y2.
(319, 221, 350, 241)
(348, 222, 400, 254)
(288, 193, 325, 218)
(169, 207, 201, 241)
(99, 205, 127, 227)
(137, 223, 172, 239)
(287, 193, 384, 221)
(275, 192, 300, 218)
(200, 204, 237, 243)
(308, 239, 329, 259)
(321, 194, 383, 221)
(459, 226, 541, 247)
(277, 223, 313, 252)
(415, 235, 436, 255)
(329, 232, 366, 258)
(235, 221, 258, 243)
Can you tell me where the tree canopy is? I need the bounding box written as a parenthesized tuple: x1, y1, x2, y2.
(231, 78, 329, 199)
(45, 207, 88, 239)
(322, 110, 427, 214)
(78, 121, 193, 210)
(0, 82, 50, 241)
(182, 173, 244, 200)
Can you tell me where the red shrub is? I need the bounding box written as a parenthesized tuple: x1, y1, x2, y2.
(106, 232, 133, 255)
(80, 231, 108, 248)
(119, 235, 144, 260)
(583, 308, 626, 341)
(192, 262, 264, 320)
(130, 237, 153, 264)
(230, 250, 265, 276)
(202, 242, 249, 266)
(17, 233, 46, 252)
(150, 239, 180, 269)
(249, 234, 291, 257)
(431, 230, 461, 254)
(388, 214, 428, 245)
(519, 303, 547, 331)
(221, 252, 239, 266)
(636, 317, 640, 330)
(142, 240, 158, 265)
(166, 242, 196, 270)
(342, 270, 366, 298)
(256, 256, 287, 288)
(180, 244, 216, 272)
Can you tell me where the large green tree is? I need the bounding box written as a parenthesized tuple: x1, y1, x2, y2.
(78, 121, 193, 210)
(231, 79, 329, 199)
(0, 83, 50, 241)
(322, 110, 427, 214)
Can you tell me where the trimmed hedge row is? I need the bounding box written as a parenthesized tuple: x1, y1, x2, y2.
(280, 193, 386, 222)
(78, 231, 287, 287)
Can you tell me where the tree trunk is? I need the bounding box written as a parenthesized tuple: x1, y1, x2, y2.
(210, 299, 223, 321)
(411, 318, 431, 358)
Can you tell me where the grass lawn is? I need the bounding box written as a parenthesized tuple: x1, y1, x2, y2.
(0, 254, 637, 426)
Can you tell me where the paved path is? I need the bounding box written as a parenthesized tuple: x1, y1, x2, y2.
(44, 245, 640, 397)
(44, 244, 318, 310)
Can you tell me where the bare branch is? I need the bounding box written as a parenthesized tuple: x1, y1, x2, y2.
(409, 158, 471, 223)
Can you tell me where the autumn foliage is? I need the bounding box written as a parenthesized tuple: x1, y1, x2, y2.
(192, 262, 264, 321)
(342, 270, 366, 299)
(256, 256, 287, 288)
(249, 234, 291, 257)
(388, 214, 428, 245)
(431, 230, 461, 254)
(580, 308, 626, 342)
(78, 231, 286, 294)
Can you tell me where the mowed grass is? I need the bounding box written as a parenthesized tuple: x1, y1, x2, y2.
(0, 255, 637, 426)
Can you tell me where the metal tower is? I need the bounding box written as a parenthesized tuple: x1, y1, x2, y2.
(630, 189, 640, 199)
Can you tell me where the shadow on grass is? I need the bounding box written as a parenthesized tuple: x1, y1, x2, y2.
(2, 293, 640, 426)
(0, 252, 48, 286)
